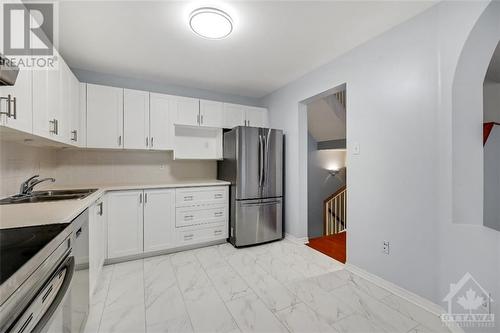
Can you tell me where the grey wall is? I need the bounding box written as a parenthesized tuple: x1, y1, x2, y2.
(72, 68, 263, 107)
(263, 1, 500, 327)
(307, 134, 346, 238)
(483, 80, 500, 122)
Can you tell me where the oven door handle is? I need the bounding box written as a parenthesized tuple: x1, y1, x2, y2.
(32, 256, 74, 333)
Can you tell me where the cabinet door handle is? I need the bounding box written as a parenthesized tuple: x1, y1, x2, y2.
(184, 215, 194, 221)
(139, 193, 142, 204)
(0, 95, 12, 118)
(184, 195, 193, 201)
(146, 137, 149, 147)
(118, 135, 122, 146)
(144, 193, 148, 204)
(12, 97, 16, 119)
(214, 212, 223, 217)
(200, 115, 204, 125)
(55, 119, 59, 135)
(184, 234, 194, 240)
(197, 114, 200, 125)
(150, 137, 154, 148)
(214, 230, 223, 235)
(71, 130, 78, 141)
(98, 202, 103, 216)
(214, 193, 223, 199)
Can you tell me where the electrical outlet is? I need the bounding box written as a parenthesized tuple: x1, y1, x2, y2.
(482, 293, 492, 311)
(382, 241, 390, 255)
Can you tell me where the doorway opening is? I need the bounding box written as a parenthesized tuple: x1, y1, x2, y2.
(483, 41, 500, 232)
(303, 84, 347, 263)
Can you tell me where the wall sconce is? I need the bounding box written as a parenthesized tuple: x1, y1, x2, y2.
(327, 167, 345, 177)
(328, 169, 340, 176)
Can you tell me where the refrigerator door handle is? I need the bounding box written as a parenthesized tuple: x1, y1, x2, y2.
(259, 134, 264, 188)
(240, 200, 281, 207)
(263, 129, 271, 186)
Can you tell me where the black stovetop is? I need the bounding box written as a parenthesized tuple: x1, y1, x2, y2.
(0, 223, 70, 285)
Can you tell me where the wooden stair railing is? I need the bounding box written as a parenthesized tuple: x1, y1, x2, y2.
(324, 185, 347, 235)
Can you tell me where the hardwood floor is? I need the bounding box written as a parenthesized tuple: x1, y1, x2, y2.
(307, 232, 346, 263)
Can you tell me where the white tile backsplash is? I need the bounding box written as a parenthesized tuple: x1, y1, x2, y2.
(0, 142, 58, 197)
(0, 141, 217, 197)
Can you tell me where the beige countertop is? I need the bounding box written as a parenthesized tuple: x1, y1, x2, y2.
(0, 180, 230, 229)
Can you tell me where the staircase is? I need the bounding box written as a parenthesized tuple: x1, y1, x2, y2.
(324, 186, 346, 235)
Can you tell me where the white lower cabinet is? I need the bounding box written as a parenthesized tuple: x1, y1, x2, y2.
(89, 197, 106, 298)
(107, 190, 144, 259)
(174, 186, 229, 246)
(104, 185, 228, 261)
(143, 189, 175, 252)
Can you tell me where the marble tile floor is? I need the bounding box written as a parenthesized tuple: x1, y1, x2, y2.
(84, 239, 451, 333)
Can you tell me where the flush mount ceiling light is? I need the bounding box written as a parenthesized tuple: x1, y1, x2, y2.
(189, 7, 233, 39)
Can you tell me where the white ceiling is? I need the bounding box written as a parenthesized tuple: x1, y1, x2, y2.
(486, 42, 500, 83)
(57, 1, 436, 98)
(307, 95, 345, 142)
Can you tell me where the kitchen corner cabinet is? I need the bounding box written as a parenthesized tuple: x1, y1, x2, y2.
(89, 196, 106, 297)
(123, 89, 150, 149)
(149, 93, 174, 150)
(68, 72, 81, 145)
(143, 189, 175, 252)
(107, 190, 144, 259)
(78, 83, 87, 147)
(86, 84, 124, 149)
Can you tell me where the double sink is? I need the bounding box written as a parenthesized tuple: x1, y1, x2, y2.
(0, 189, 97, 205)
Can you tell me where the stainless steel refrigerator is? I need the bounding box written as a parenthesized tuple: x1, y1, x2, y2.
(218, 126, 284, 247)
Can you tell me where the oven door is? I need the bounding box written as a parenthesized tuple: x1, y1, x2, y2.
(8, 255, 75, 333)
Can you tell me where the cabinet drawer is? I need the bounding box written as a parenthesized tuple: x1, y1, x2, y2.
(175, 186, 227, 206)
(176, 225, 227, 245)
(176, 205, 226, 228)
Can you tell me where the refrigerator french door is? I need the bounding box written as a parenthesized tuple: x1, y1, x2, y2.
(218, 126, 284, 247)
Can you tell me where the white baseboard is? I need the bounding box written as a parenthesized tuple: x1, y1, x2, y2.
(285, 233, 309, 245)
(345, 264, 465, 333)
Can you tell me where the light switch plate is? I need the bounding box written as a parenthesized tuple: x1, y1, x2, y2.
(353, 143, 360, 155)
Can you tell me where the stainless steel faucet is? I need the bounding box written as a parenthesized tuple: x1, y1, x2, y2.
(19, 175, 56, 196)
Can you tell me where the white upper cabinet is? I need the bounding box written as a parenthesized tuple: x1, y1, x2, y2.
(107, 190, 144, 259)
(199, 100, 224, 128)
(0, 69, 32, 133)
(86, 84, 124, 149)
(57, 60, 71, 144)
(68, 71, 81, 145)
(143, 189, 175, 252)
(0, 0, 32, 134)
(32, 51, 80, 145)
(123, 89, 150, 149)
(222, 103, 268, 129)
(245, 106, 268, 128)
(223, 103, 246, 129)
(32, 58, 61, 139)
(78, 83, 87, 147)
(172, 96, 200, 126)
(149, 93, 173, 150)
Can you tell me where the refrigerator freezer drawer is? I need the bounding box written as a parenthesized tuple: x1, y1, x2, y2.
(232, 197, 283, 247)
